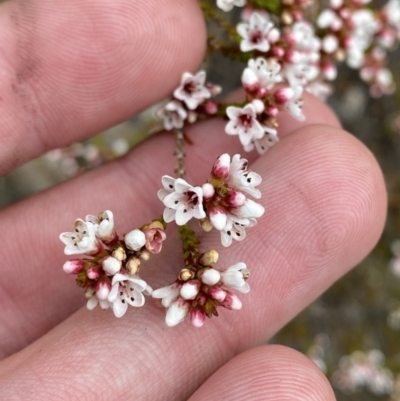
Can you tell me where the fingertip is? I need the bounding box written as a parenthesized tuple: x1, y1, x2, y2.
(188, 345, 336, 401)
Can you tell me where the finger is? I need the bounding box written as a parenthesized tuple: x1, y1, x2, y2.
(188, 345, 335, 401)
(0, 123, 385, 401)
(0, 0, 205, 174)
(0, 95, 340, 357)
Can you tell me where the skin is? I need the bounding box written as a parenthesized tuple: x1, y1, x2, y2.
(0, 0, 387, 400)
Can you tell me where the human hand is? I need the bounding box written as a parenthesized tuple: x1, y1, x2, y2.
(0, 0, 386, 399)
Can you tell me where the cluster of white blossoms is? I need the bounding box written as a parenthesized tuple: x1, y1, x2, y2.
(332, 350, 394, 396)
(212, 0, 400, 154)
(158, 153, 264, 247)
(60, 153, 263, 326)
(153, 249, 250, 327)
(60, 211, 166, 318)
(156, 71, 221, 131)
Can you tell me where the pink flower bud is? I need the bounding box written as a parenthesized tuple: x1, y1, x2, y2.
(180, 280, 200, 300)
(241, 68, 260, 93)
(201, 268, 221, 286)
(96, 281, 111, 301)
(63, 260, 84, 274)
(144, 227, 167, 254)
(322, 62, 337, 81)
(212, 154, 231, 179)
(202, 183, 215, 199)
(102, 256, 121, 275)
(257, 88, 267, 98)
(204, 101, 218, 115)
(209, 206, 227, 231)
(209, 286, 227, 302)
(87, 267, 100, 280)
(274, 87, 294, 104)
(225, 190, 246, 207)
(284, 49, 301, 63)
(190, 307, 206, 328)
(271, 46, 285, 58)
(265, 105, 279, 117)
(221, 291, 242, 310)
(267, 28, 280, 43)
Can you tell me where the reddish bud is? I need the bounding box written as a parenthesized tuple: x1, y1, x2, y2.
(274, 87, 294, 104)
(225, 190, 246, 207)
(95, 280, 111, 301)
(63, 259, 84, 274)
(212, 154, 231, 179)
(189, 307, 206, 328)
(87, 267, 100, 280)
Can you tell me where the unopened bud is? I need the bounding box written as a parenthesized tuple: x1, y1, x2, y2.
(140, 250, 151, 261)
(202, 183, 215, 200)
(179, 268, 195, 281)
(124, 229, 146, 251)
(95, 281, 111, 300)
(189, 307, 206, 328)
(212, 154, 231, 179)
(180, 280, 200, 300)
(201, 268, 221, 286)
(102, 256, 122, 275)
(147, 221, 164, 230)
(225, 190, 246, 207)
(87, 267, 100, 280)
(63, 259, 84, 274)
(209, 286, 227, 302)
(200, 218, 213, 232)
(204, 101, 218, 115)
(209, 206, 227, 231)
(251, 99, 265, 114)
(221, 291, 242, 310)
(126, 257, 141, 275)
(274, 87, 294, 104)
(281, 10, 293, 25)
(241, 68, 260, 93)
(199, 250, 219, 266)
(85, 286, 95, 299)
(112, 247, 126, 261)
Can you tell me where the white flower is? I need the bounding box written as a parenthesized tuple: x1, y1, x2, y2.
(108, 273, 152, 318)
(284, 85, 305, 121)
(85, 210, 115, 242)
(384, 0, 400, 29)
(165, 299, 190, 327)
(225, 104, 264, 147)
(60, 219, 100, 255)
(228, 154, 263, 198)
(289, 21, 321, 53)
(173, 71, 211, 110)
(156, 100, 187, 130)
(152, 283, 181, 307)
(232, 199, 265, 219)
(87, 295, 110, 311)
(220, 262, 250, 293)
(242, 57, 282, 91)
(244, 127, 279, 155)
(237, 13, 278, 52)
(220, 215, 256, 247)
(216, 0, 246, 12)
(159, 177, 206, 225)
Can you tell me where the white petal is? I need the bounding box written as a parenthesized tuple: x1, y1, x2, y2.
(112, 298, 128, 318)
(175, 204, 194, 225)
(87, 296, 98, 310)
(165, 300, 189, 327)
(163, 207, 176, 223)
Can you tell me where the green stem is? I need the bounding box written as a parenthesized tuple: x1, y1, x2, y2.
(178, 225, 201, 268)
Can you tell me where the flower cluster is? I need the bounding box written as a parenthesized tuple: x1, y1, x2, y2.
(158, 153, 264, 247)
(332, 350, 394, 396)
(153, 246, 249, 327)
(211, 0, 400, 153)
(156, 71, 221, 131)
(60, 211, 166, 317)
